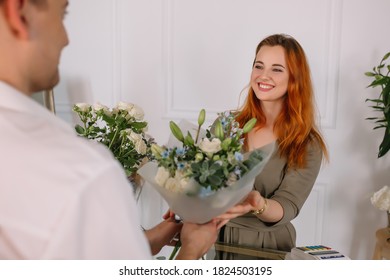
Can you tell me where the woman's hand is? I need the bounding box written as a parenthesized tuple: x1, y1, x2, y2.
(216, 190, 262, 220)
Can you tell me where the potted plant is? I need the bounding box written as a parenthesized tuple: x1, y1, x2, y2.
(365, 52, 390, 158)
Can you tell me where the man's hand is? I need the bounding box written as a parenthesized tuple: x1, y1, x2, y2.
(144, 214, 182, 255)
(175, 220, 219, 260)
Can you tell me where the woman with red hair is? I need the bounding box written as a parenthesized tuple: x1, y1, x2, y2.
(216, 34, 328, 259)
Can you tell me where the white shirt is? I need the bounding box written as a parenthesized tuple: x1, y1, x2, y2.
(0, 82, 152, 259)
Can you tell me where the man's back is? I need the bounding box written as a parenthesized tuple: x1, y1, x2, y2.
(0, 82, 151, 259)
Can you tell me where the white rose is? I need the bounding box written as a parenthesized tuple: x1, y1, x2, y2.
(134, 140, 147, 155)
(371, 185, 390, 212)
(129, 104, 144, 121)
(93, 102, 110, 116)
(93, 102, 107, 111)
(165, 177, 183, 193)
(127, 131, 142, 143)
(199, 138, 222, 154)
(75, 103, 91, 113)
(155, 167, 170, 187)
(116, 101, 134, 111)
(179, 177, 190, 191)
(174, 170, 189, 188)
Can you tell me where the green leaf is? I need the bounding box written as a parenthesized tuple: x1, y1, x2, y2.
(365, 72, 376, 77)
(131, 122, 148, 130)
(371, 106, 385, 110)
(75, 124, 85, 135)
(365, 98, 384, 103)
(191, 162, 201, 172)
(208, 175, 222, 186)
(373, 125, 386, 129)
(382, 52, 390, 62)
(367, 78, 387, 88)
(374, 119, 387, 123)
(382, 81, 390, 105)
(102, 114, 115, 125)
(378, 128, 390, 157)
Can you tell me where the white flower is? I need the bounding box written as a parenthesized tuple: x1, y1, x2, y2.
(93, 102, 108, 112)
(129, 104, 144, 121)
(198, 138, 222, 154)
(371, 185, 390, 212)
(127, 131, 142, 143)
(93, 102, 111, 116)
(127, 131, 147, 155)
(165, 177, 183, 193)
(75, 103, 90, 113)
(116, 101, 134, 111)
(155, 167, 170, 187)
(163, 171, 189, 193)
(134, 140, 147, 155)
(175, 170, 189, 189)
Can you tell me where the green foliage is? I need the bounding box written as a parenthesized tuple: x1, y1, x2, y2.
(365, 52, 390, 158)
(72, 102, 154, 176)
(151, 110, 261, 192)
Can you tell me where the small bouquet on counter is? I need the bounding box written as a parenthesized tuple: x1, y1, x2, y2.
(137, 109, 273, 224)
(73, 102, 154, 181)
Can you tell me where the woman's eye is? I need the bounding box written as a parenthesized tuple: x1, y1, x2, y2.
(273, 68, 283, 72)
(255, 65, 263, 70)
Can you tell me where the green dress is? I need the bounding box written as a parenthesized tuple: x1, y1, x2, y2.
(215, 140, 323, 259)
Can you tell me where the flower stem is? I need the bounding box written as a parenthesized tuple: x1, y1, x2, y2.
(108, 124, 120, 151)
(195, 125, 201, 144)
(169, 240, 181, 260)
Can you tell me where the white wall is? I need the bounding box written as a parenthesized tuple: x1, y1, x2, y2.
(54, 0, 390, 259)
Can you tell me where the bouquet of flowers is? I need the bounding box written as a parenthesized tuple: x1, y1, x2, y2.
(137, 109, 273, 224)
(73, 102, 154, 179)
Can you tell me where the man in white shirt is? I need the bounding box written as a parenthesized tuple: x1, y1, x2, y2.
(0, 0, 218, 259)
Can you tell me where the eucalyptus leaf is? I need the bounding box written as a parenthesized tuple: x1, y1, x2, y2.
(208, 175, 222, 186)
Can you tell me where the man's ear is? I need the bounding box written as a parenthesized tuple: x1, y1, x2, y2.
(3, 0, 29, 40)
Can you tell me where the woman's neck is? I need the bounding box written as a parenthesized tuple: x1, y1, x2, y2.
(260, 99, 283, 127)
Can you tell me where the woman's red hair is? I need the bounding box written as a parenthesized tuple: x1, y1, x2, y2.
(236, 34, 328, 168)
